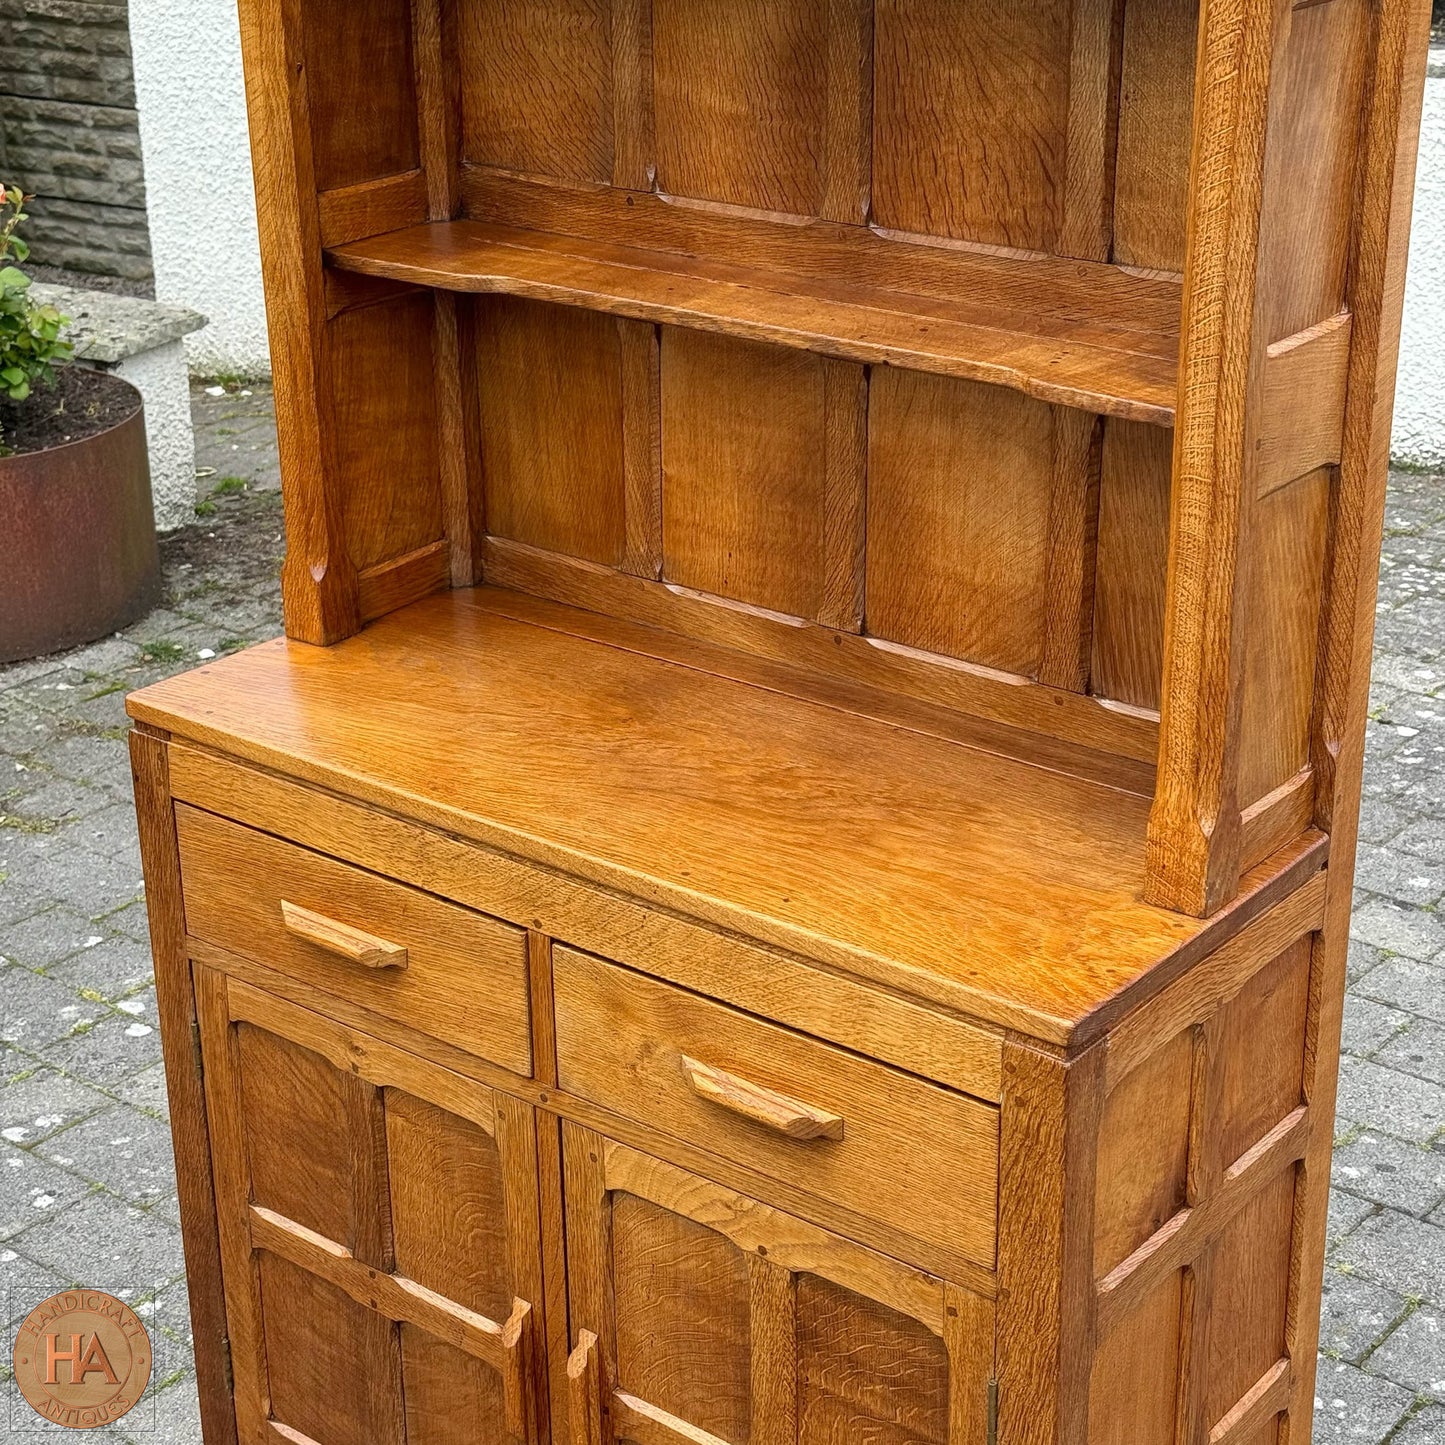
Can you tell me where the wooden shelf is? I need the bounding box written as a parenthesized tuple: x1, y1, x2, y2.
(327, 219, 1182, 424)
(130, 587, 1322, 1046)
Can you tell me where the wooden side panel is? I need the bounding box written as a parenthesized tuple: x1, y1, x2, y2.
(1093, 1028, 1191, 1277)
(866, 370, 1056, 676)
(873, 0, 1073, 250)
(330, 287, 446, 574)
(1090, 419, 1171, 709)
(661, 331, 826, 618)
(301, 0, 419, 191)
(1212, 937, 1310, 1169)
(458, 0, 614, 182)
(1112, 0, 1199, 272)
(653, 0, 827, 216)
(612, 1192, 754, 1440)
(1087, 1272, 1182, 1445)
(1256, 0, 1371, 342)
(1204, 1173, 1295, 1435)
(477, 297, 627, 567)
(1236, 469, 1330, 811)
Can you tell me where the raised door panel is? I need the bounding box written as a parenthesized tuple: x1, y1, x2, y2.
(196, 968, 547, 1445)
(562, 1127, 994, 1445)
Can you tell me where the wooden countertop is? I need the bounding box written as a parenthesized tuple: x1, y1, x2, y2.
(128, 587, 1325, 1046)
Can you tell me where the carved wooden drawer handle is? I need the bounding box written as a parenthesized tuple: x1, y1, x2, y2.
(680, 1055, 845, 1141)
(567, 1330, 603, 1445)
(280, 900, 409, 970)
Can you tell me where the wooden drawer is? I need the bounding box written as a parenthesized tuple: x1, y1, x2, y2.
(176, 805, 533, 1077)
(553, 945, 999, 1270)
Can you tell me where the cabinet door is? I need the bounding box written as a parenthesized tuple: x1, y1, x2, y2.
(196, 966, 548, 1445)
(561, 1124, 995, 1445)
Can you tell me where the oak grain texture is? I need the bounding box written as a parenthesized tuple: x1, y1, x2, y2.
(552, 946, 999, 1268)
(328, 218, 1182, 423)
(129, 591, 1325, 1049)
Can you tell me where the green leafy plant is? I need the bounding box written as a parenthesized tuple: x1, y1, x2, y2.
(0, 184, 72, 454)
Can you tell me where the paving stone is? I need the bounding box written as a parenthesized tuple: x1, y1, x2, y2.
(0, 904, 100, 969)
(0, 1142, 93, 1242)
(1391, 1404, 1445, 1443)
(1320, 1269, 1411, 1362)
(0, 1247, 68, 1329)
(1333, 1132, 1445, 1216)
(1339, 1057, 1445, 1143)
(47, 935, 153, 999)
(1350, 898, 1445, 962)
(36, 1106, 176, 1208)
(1329, 1190, 1379, 1247)
(18, 1189, 185, 1294)
(118, 1063, 170, 1123)
(1358, 954, 1445, 1023)
(1344, 993, 1414, 1058)
(1355, 846, 1445, 906)
(41, 1012, 163, 1090)
(1368, 1304, 1445, 1397)
(0, 968, 104, 1052)
(1334, 1209, 1445, 1302)
(0, 1068, 111, 1147)
(122, 1372, 202, 1445)
(1395, 817, 1445, 865)
(1380, 1019, 1445, 1088)
(1311, 1359, 1416, 1443)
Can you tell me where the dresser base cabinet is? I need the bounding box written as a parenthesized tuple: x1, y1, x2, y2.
(134, 713, 1334, 1445)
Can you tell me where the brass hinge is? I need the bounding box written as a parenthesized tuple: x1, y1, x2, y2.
(986, 1378, 999, 1445)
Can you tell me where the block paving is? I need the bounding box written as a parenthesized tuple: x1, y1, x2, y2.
(1, 384, 1445, 1440)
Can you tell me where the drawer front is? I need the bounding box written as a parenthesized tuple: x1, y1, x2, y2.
(553, 946, 998, 1269)
(177, 805, 533, 1077)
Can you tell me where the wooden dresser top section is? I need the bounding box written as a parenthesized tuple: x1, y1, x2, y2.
(129, 587, 1325, 1043)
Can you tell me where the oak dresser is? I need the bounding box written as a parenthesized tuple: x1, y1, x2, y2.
(127, 2, 1435, 1443)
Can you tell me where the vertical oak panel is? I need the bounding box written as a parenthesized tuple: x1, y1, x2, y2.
(301, 0, 419, 191)
(459, 0, 614, 182)
(1237, 469, 1331, 811)
(654, 0, 828, 216)
(874, 0, 1072, 249)
(621, 320, 664, 580)
(1090, 419, 1172, 709)
(662, 330, 827, 618)
(866, 370, 1055, 675)
(478, 297, 627, 567)
(1039, 408, 1104, 693)
(1112, 0, 1199, 272)
(330, 288, 446, 574)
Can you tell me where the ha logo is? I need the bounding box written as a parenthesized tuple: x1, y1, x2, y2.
(11, 1290, 151, 1429)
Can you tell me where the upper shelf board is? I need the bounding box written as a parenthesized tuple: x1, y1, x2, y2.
(327, 219, 1183, 425)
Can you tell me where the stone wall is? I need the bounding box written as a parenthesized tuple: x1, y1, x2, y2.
(0, 0, 153, 286)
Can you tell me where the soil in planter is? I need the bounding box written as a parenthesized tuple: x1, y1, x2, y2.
(0, 367, 140, 457)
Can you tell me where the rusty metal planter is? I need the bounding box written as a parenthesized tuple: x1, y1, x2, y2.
(0, 379, 159, 664)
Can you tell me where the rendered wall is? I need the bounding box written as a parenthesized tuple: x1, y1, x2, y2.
(127, 0, 270, 378)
